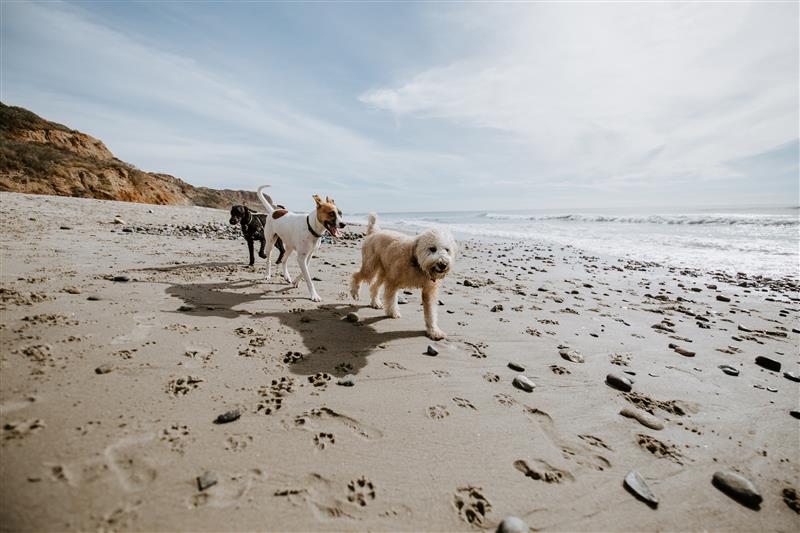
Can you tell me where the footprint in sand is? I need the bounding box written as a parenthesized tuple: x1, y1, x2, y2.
(432, 369, 450, 378)
(225, 434, 253, 452)
(313, 432, 335, 450)
(274, 473, 362, 521)
(105, 434, 159, 492)
(307, 373, 332, 388)
(494, 393, 516, 407)
(159, 424, 191, 454)
(292, 407, 382, 440)
(190, 469, 267, 509)
(166, 376, 203, 396)
(427, 405, 450, 419)
(483, 372, 500, 382)
(514, 458, 574, 483)
(347, 476, 376, 507)
(578, 434, 612, 451)
(383, 361, 407, 370)
(636, 433, 684, 464)
(453, 486, 492, 526)
(452, 397, 477, 411)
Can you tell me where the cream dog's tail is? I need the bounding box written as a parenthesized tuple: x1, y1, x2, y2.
(256, 185, 276, 214)
(366, 213, 379, 235)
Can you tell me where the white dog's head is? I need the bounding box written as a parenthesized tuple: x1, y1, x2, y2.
(413, 228, 457, 282)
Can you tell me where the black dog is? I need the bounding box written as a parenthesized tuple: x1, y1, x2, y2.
(229, 205, 286, 266)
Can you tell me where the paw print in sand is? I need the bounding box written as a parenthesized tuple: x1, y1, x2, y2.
(347, 476, 375, 507)
(283, 351, 304, 364)
(427, 405, 449, 419)
(313, 432, 335, 450)
(454, 486, 491, 526)
(307, 373, 332, 387)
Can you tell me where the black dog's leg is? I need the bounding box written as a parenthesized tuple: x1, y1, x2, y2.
(275, 238, 286, 264)
(247, 238, 256, 266)
(258, 238, 267, 259)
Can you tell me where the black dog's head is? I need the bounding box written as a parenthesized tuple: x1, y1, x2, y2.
(229, 205, 250, 226)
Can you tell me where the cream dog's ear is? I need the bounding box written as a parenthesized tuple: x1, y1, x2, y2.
(312, 194, 322, 206)
(326, 196, 335, 205)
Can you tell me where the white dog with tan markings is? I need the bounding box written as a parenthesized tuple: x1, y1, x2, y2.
(351, 214, 457, 340)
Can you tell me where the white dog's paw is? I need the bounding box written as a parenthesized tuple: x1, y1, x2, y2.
(292, 279, 301, 288)
(310, 293, 322, 302)
(427, 328, 447, 341)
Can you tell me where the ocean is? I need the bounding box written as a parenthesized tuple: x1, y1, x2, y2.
(349, 206, 799, 280)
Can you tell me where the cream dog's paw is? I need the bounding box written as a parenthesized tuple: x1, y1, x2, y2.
(427, 328, 447, 341)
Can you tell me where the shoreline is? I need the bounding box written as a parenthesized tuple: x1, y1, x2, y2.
(1, 191, 799, 531)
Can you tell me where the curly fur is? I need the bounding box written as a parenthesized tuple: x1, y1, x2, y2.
(351, 214, 457, 340)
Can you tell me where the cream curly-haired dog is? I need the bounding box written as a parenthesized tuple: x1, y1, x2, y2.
(351, 214, 457, 340)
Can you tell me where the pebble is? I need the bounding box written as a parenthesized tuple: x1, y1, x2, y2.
(790, 410, 800, 420)
(178, 304, 195, 312)
(783, 372, 800, 383)
(197, 471, 218, 492)
(619, 407, 664, 430)
(716, 295, 731, 302)
(624, 470, 659, 508)
(113, 217, 126, 225)
(559, 349, 584, 363)
(112, 275, 130, 282)
(344, 312, 359, 323)
(86, 295, 102, 301)
(425, 345, 439, 356)
(496, 516, 529, 533)
(508, 361, 525, 372)
(397, 297, 408, 305)
(213, 409, 241, 424)
(712, 471, 762, 509)
(337, 375, 355, 387)
(669, 344, 696, 357)
(512, 375, 535, 392)
(64, 286, 81, 294)
(491, 304, 504, 312)
(755, 356, 781, 372)
(719, 365, 739, 376)
(738, 324, 753, 332)
(463, 279, 475, 287)
(59, 225, 71, 230)
(606, 373, 633, 392)
(94, 364, 113, 375)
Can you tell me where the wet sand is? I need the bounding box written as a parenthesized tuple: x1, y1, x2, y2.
(1, 191, 798, 531)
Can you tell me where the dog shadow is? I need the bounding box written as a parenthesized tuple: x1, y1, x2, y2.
(163, 280, 422, 376)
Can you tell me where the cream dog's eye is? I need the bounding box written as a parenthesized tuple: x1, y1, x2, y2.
(445, 248, 450, 253)
(429, 246, 437, 252)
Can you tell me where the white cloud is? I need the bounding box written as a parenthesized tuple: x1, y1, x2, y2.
(360, 2, 798, 189)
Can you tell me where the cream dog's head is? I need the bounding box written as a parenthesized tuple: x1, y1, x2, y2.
(413, 228, 457, 282)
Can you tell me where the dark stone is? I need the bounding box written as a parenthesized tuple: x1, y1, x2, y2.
(344, 312, 359, 323)
(59, 226, 71, 230)
(716, 295, 731, 302)
(112, 275, 130, 282)
(606, 373, 633, 392)
(791, 410, 800, 420)
(719, 365, 739, 376)
(508, 361, 525, 372)
(87, 295, 102, 301)
(178, 305, 195, 312)
(214, 409, 241, 424)
(425, 345, 439, 356)
(463, 279, 474, 287)
(712, 471, 762, 509)
(197, 471, 218, 491)
(755, 356, 781, 372)
(94, 364, 113, 374)
(783, 372, 800, 383)
(491, 304, 503, 312)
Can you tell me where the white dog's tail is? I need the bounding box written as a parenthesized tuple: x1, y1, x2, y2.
(366, 213, 379, 235)
(256, 185, 276, 214)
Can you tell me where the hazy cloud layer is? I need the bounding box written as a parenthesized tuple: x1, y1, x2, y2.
(3, 1, 797, 211)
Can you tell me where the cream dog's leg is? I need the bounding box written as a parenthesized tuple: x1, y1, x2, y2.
(382, 282, 400, 318)
(422, 284, 445, 340)
(369, 278, 383, 309)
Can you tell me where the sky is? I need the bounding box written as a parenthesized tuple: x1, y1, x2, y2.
(2, 1, 798, 212)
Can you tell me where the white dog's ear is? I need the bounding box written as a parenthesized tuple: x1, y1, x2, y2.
(312, 194, 322, 206)
(326, 196, 335, 205)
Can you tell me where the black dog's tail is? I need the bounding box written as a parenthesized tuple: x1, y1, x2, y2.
(256, 185, 276, 214)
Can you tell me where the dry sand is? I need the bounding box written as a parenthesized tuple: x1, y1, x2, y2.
(1, 191, 798, 531)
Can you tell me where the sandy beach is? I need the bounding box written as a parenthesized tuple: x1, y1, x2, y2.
(1, 191, 798, 531)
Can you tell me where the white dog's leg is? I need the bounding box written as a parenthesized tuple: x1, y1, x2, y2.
(282, 246, 294, 285)
(383, 283, 400, 318)
(422, 285, 446, 340)
(297, 251, 321, 302)
(264, 231, 274, 278)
